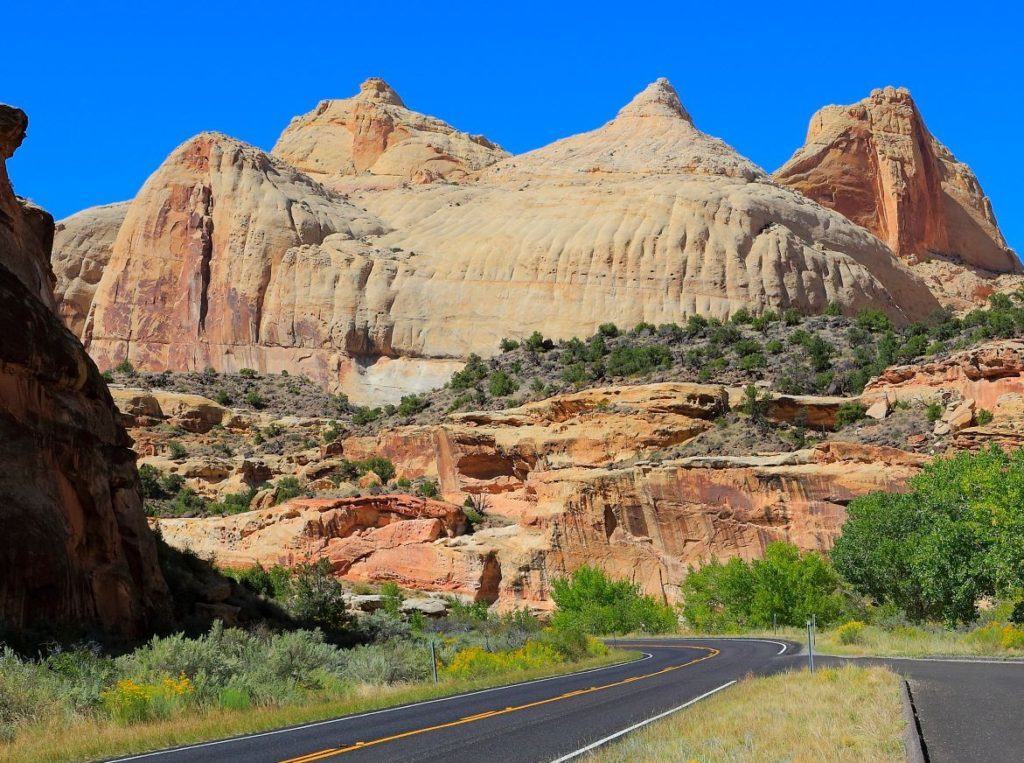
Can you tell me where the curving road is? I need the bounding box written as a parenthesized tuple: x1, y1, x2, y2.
(110, 638, 793, 763)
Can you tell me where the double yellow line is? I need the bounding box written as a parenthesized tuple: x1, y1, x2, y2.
(280, 643, 719, 762)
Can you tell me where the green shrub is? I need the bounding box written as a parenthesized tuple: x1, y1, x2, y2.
(597, 323, 620, 338)
(925, 402, 943, 423)
(397, 394, 429, 417)
(499, 338, 520, 352)
(550, 566, 677, 635)
(783, 308, 803, 326)
(167, 441, 187, 460)
(101, 370, 114, 383)
(115, 359, 136, 375)
(738, 352, 766, 371)
(416, 480, 439, 498)
(215, 389, 232, 405)
(824, 301, 842, 316)
(765, 339, 784, 355)
(239, 368, 258, 379)
(855, 309, 893, 332)
(380, 581, 404, 617)
(525, 331, 552, 352)
(834, 402, 867, 429)
(450, 354, 489, 390)
(243, 391, 265, 409)
(488, 370, 518, 397)
(606, 345, 671, 377)
(834, 620, 867, 645)
(352, 406, 381, 425)
(730, 307, 753, 324)
(360, 456, 396, 484)
(273, 476, 304, 505)
(976, 409, 994, 426)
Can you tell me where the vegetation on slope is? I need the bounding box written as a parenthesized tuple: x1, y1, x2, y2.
(104, 292, 1024, 433)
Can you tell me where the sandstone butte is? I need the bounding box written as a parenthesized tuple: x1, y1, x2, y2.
(54, 77, 943, 404)
(775, 86, 1022, 310)
(0, 104, 169, 638)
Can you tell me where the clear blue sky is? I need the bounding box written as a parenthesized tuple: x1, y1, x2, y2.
(6, 1, 1022, 252)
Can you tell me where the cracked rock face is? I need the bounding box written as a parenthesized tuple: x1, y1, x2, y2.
(776, 87, 1019, 275)
(0, 104, 168, 638)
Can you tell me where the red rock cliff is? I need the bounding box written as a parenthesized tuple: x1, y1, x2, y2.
(0, 104, 168, 639)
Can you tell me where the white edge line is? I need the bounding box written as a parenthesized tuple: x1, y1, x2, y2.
(109, 651, 655, 761)
(549, 680, 737, 762)
(826, 653, 1024, 665)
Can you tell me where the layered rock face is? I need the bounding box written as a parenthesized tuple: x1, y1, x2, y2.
(272, 77, 508, 187)
(0, 105, 168, 638)
(776, 87, 1019, 285)
(56, 78, 941, 403)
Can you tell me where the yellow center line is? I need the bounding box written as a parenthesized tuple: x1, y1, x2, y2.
(278, 643, 719, 763)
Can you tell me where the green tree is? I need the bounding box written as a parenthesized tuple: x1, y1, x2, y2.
(833, 447, 1024, 625)
(550, 566, 676, 635)
(488, 370, 518, 397)
(681, 543, 844, 631)
(287, 559, 352, 634)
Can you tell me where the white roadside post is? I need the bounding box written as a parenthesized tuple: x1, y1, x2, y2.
(806, 618, 815, 673)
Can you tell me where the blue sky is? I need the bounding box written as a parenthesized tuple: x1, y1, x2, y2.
(6, 1, 1022, 252)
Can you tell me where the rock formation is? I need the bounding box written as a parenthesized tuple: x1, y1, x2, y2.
(156, 496, 502, 602)
(0, 105, 55, 310)
(272, 77, 508, 187)
(52, 201, 129, 335)
(776, 87, 1019, 300)
(55, 78, 942, 403)
(0, 105, 168, 639)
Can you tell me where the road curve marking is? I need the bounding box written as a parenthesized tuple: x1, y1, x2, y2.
(278, 645, 719, 762)
(107, 653, 655, 762)
(549, 679, 737, 762)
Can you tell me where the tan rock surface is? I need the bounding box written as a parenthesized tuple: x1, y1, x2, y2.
(52, 202, 129, 336)
(0, 105, 168, 637)
(62, 79, 940, 404)
(776, 87, 1019, 292)
(272, 78, 507, 186)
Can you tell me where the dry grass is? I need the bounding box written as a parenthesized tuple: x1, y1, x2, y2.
(2, 651, 635, 763)
(587, 665, 904, 762)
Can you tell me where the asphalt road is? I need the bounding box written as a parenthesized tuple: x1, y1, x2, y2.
(110, 638, 792, 763)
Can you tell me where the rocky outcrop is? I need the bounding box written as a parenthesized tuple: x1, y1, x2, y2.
(58, 79, 941, 403)
(0, 105, 55, 310)
(155, 496, 501, 602)
(52, 202, 129, 335)
(776, 87, 1019, 283)
(0, 105, 168, 638)
(863, 340, 1024, 410)
(272, 77, 508, 187)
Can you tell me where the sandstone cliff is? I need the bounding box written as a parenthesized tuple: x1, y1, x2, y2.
(55, 78, 942, 403)
(0, 105, 168, 639)
(52, 201, 129, 336)
(775, 87, 1020, 302)
(272, 77, 508, 187)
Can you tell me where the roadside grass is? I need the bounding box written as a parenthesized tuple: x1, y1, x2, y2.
(587, 665, 904, 762)
(2, 650, 637, 763)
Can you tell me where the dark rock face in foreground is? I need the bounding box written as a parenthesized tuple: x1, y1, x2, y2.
(0, 104, 168, 639)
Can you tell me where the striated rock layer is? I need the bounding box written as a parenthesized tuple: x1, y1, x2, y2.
(0, 105, 168, 638)
(776, 86, 1019, 305)
(58, 78, 940, 403)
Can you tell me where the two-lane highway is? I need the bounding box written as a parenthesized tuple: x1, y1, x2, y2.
(113, 638, 792, 763)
